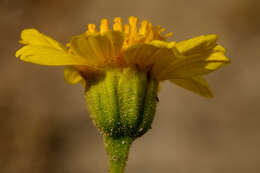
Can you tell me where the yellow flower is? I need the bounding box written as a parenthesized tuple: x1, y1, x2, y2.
(16, 16, 230, 173)
(16, 16, 229, 98)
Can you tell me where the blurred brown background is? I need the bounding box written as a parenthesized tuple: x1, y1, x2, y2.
(0, 0, 260, 172)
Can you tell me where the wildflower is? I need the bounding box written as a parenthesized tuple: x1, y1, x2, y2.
(16, 16, 230, 173)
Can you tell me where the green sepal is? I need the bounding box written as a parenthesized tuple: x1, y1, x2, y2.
(134, 79, 158, 137)
(85, 68, 158, 137)
(117, 68, 148, 135)
(85, 69, 120, 136)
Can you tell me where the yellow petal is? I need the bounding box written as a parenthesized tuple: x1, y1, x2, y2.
(19, 28, 66, 51)
(64, 66, 86, 86)
(123, 40, 179, 78)
(149, 40, 181, 78)
(176, 34, 218, 55)
(123, 43, 160, 69)
(170, 76, 214, 98)
(70, 34, 110, 64)
(16, 29, 91, 66)
(16, 45, 91, 66)
(104, 31, 124, 58)
(70, 31, 124, 65)
(158, 44, 230, 80)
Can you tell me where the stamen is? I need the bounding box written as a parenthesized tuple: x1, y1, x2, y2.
(143, 22, 153, 42)
(139, 20, 149, 35)
(164, 32, 173, 38)
(128, 16, 138, 35)
(86, 24, 97, 34)
(100, 18, 109, 33)
(113, 17, 123, 31)
(158, 27, 166, 34)
(147, 29, 154, 42)
(124, 24, 130, 35)
(83, 16, 171, 48)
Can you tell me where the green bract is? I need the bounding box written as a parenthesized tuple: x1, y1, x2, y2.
(86, 68, 158, 137)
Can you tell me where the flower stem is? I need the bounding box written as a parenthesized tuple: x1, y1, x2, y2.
(104, 136, 133, 173)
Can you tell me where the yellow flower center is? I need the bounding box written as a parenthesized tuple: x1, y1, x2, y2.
(84, 16, 173, 49)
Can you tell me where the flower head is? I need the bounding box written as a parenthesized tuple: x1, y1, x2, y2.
(16, 16, 229, 98)
(16, 16, 230, 173)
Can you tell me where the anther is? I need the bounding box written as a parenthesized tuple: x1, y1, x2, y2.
(139, 20, 149, 35)
(164, 32, 173, 38)
(113, 17, 123, 31)
(124, 24, 130, 35)
(128, 16, 138, 35)
(100, 18, 109, 33)
(86, 24, 97, 34)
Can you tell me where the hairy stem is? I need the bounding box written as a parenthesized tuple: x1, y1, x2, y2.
(104, 136, 133, 173)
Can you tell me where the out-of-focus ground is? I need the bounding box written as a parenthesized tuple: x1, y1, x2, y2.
(0, 0, 260, 172)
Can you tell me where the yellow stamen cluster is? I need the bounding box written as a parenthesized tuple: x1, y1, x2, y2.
(85, 16, 173, 49)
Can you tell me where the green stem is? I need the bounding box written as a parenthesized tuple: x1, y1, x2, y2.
(104, 136, 133, 173)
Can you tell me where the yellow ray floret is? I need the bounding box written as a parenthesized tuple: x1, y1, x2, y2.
(16, 29, 92, 66)
(170, 76, 214, 98)
(16, 16, 230, 98)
